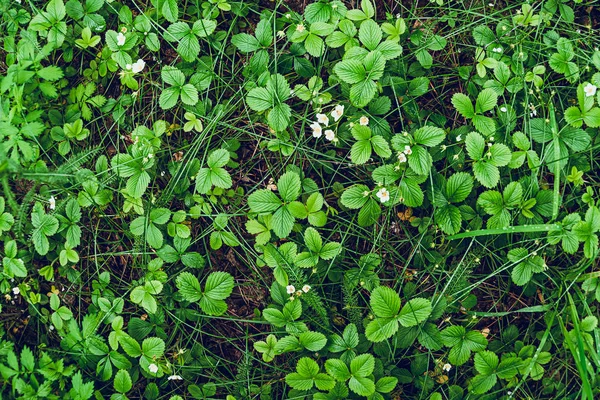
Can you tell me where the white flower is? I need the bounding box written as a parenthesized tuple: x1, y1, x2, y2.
(131, 59, 145, 73)
(324, 129, 335, 141)
(442, 363, 452, 372)
(126, 64, 132, 70)
(376, 188, 390, 203)
(403, 145, 412, 155)
(398, 152, 407, 163)
(296, 24, 305, 32)
(331, 104, 344, 122)
(310, 122, 322, 138)
(148, 363, 159, 373)
(456, 134, 462, 142)
(584, 83, 597, 97)
(168, 375, 183, 380)
(285, 13, 291, 18)
(49, 196, 56, 210)
(489, 136, 495, 141)
(359, 116, 369, 126)
(286, 285, 296, 294)
(302, 285, 311, 293)
(316, 113, 329, 125)
(492, 47, 502, 53)
(117, 32, 126, 46)
(12, 287, 19, 295)
(500, 107, 507, 112)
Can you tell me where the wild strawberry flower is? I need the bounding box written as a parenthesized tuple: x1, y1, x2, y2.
(316, 113, 329, 125)
(296, 24, 305, 32)
(168, 375, 183, 380)
(131, 59, 145, 73)
(442, 363, 452, 372)
(359, 116, 369, 126)
(331, 104, 344, 122)
(310, 122, 322, 138)
(302, 285, 311, 293)
(12, 287, 19, 295)
(584, 83, 597, 97)
(398, 152, 407, 163)
(148, 363, 159, 373)
(49, 196, 56, 210)
(376, 188, 390, 203)
(403, 145, 412, 155)
(117, 32, 126, 46)
(456, 134, 462, 142)
(286, 285, 296, 294)
(324, 129, 335, 141)
(500, 106, 507, 112)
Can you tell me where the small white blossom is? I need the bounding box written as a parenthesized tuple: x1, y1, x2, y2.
(316, 113, 329, 125)
(148, 363, 159, 373)
(286, 285, 296, 294)
(403, 145, 412, 155)
(500, 107, 507, 112)
(12, 287, 19, 295)
(456, 134, 462, 142)
(359, 116, 369, 126)
(168, 375, 183, 380)
(398, 152, 407, 163)
(376, 188, 390, 203)
(310, 122, 322, 138)
(489, 136, 495, 141)
(131, 59, 145, 73)
(584, 83, 597, 97)
(443, 363, 452, 372)
(296, 24, 305, 32)
(324, 129, 335, 141)
(117, 32, 126, 46)
(331, 104, 344, 122)
(302, 285, 311, 293)
(492, 47, 502, 53)
(49, 196, 56, 210)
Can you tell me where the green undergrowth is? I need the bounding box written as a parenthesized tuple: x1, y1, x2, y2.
(1, 0, 600, 399)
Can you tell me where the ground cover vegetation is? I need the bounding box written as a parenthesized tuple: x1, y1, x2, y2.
(1, 0, 600, 398)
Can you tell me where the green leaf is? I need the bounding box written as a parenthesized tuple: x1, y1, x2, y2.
(435, 205, 462, 235)
(247, 87, 273, 112)
(325, 359, 351, 381)
(334, 59, 366, 84)
(398, 298, 432, 327)
(159, 87, 180, 109)
(365, 317, 399, 342)
(350, 79, 377, 108)
(473, 161, 500, 188)
(408, 145, 432, 175)
(248, 190, 281, 213)
(475, 88, 498, 113)
(452, 93, 475, 118)
(268, 104, 291, 131)
(299, 331, 327, 352)
(350, 354, 375, 377)
(180, 84, 199, 105)
(446, 173, 473, 203)
(349, 376, 376, 396)
(341, 185, 370, 209)
(278, 172, 301, 202)
(358, 19, 382, 50)
(162, 0, 178, 22)
(371, 136, 392, 159)
(204, 272, 234, 300)
(176, 272, 202, 302)
(232, 33, 261, 53)
(466, 132, 485, 160)
(114, 370, 132, 393)
(142, 337, 165, 358)
(413, 126, 446, 147)
(370, 286, 400, 318)
(351, 139, 372, 165)
(272, 206, 295, 238)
